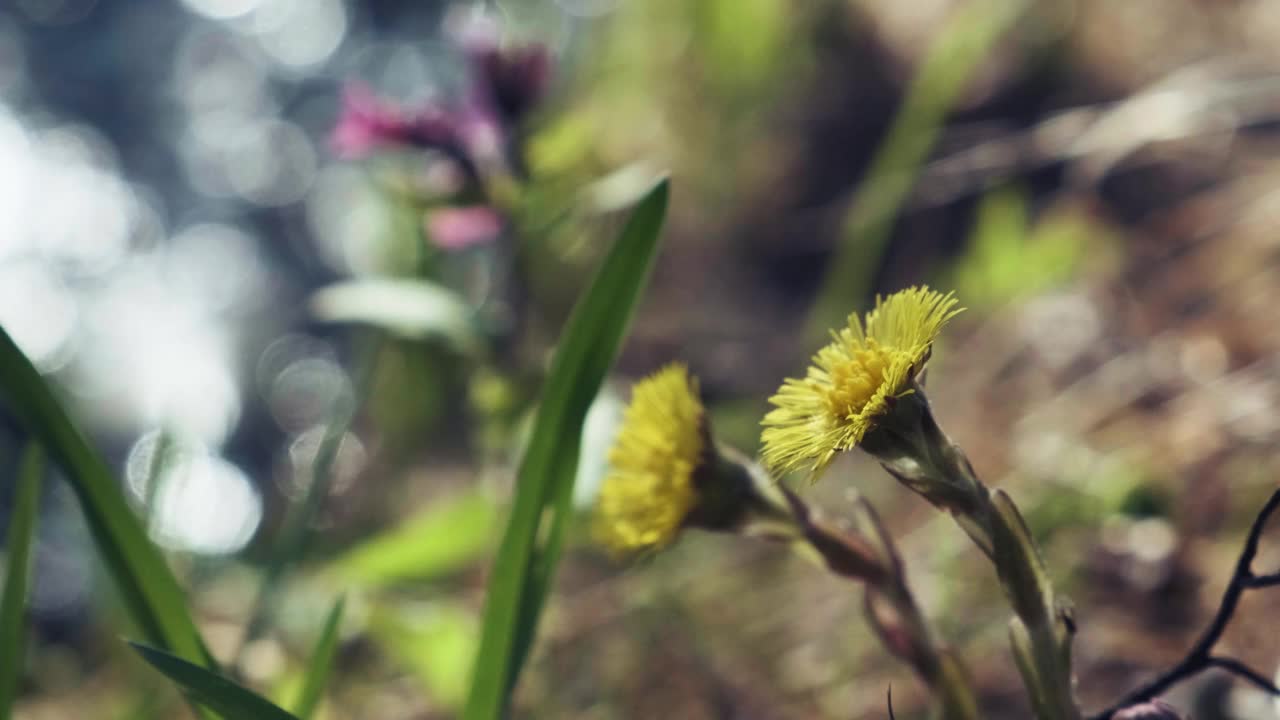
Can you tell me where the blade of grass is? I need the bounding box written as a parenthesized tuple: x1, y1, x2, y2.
(506, 177, 670, 689)
(233, 334, 378, 675)
(129, 643, 300, 720)
(232, 388, 356, 674)
(508, 189, 670, 682)
(0, 444, 43, 720)
(0, 327, 213, 666)
(140, 430, 175, 531)
(290, 595, 345, 720)
(805, 0, 1030, 342)
(464, 178, 669, 719)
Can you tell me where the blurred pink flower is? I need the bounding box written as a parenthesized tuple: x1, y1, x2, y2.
(330, 83, 457, 159)
(331, 26, 552, 180)
(425, 206, 503, 251)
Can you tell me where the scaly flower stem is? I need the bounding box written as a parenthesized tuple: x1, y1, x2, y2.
(968, 481, 1079, 720)
(938, 470, 1077, 720)
(766, 483, 981, 720)
(865, 575, 983, 720)
(694, 444, 982, 718)
(869, 392, 1080, 720)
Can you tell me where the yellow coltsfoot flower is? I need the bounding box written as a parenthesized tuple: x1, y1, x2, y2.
(594, 363, 707, 554)
(761, 286, 962, 478)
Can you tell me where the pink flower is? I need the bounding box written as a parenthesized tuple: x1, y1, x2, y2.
(329, 83, 458, 159)
(425, 206, 503, 251)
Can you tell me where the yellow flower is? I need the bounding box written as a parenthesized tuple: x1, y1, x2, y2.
(761, 286, 962, 478)
(594, 363, 705, 554)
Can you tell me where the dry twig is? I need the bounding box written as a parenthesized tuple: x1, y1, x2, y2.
(1088, 488, 1280, 719)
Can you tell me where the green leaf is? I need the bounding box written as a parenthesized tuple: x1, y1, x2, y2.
(464, 178, 669, 719)
(0, 444, 43, 720)
(370, 602, 478, 709)
(0, 326, 213, 666)
(1008, 618, 1051, 720)
(130, 643, 300, 720)
(990, 490, 1054, 629)
(327, 490, 497, 587)
(290, 596, 345, 720)
(990, 491, 1076, 720)
(310, 279, 479, 353)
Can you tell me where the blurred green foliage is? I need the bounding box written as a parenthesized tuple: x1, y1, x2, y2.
(4, 0, 1274, 717)
(328, 491, 497, 587)
(951, 186, 1108, 308)
(370, 602, 478, 710)
(808, 0, 1030, 340)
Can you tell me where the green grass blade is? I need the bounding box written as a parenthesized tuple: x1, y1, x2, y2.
(805, 0, 1029, 341)
(129, 643, 300, 720)
(463, 178, 670, 719)
(234, 389, 357, 671)
(0, 444, 43, 720)
(290, 596, 345, 720)
(0, 327, 213, 666)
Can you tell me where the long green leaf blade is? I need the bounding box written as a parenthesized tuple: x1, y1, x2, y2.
(510, 180, 673, 684)
(464, 178, 669, 719)
(0, 327, 212, 666)
(290, 595, 345, 720)
(0, 444, 43, 720)
(130, 643, 300, 720)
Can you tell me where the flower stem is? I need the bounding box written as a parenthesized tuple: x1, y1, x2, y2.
(932, 441, 1080, 720)
(702, 450, 984, 719)
(772, 484, 982, 720)
(867, 391, 1080, 720)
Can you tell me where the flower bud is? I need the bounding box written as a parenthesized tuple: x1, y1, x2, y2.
(467, 41, 551, 127)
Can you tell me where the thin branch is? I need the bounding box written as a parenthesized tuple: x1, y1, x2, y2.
(1088, 488, 1280, 720)
(1244, 573, 1280, 589)
(1205, 657, 1280, 695)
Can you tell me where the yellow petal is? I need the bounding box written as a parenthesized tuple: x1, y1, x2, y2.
(760, 286, 962, 479)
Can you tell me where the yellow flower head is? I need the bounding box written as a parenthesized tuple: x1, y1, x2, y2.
(594, 363, 706, 554)
(761, 286, 962, 478)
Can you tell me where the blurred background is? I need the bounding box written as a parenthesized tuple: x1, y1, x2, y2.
(3, 0, 1280, 717)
